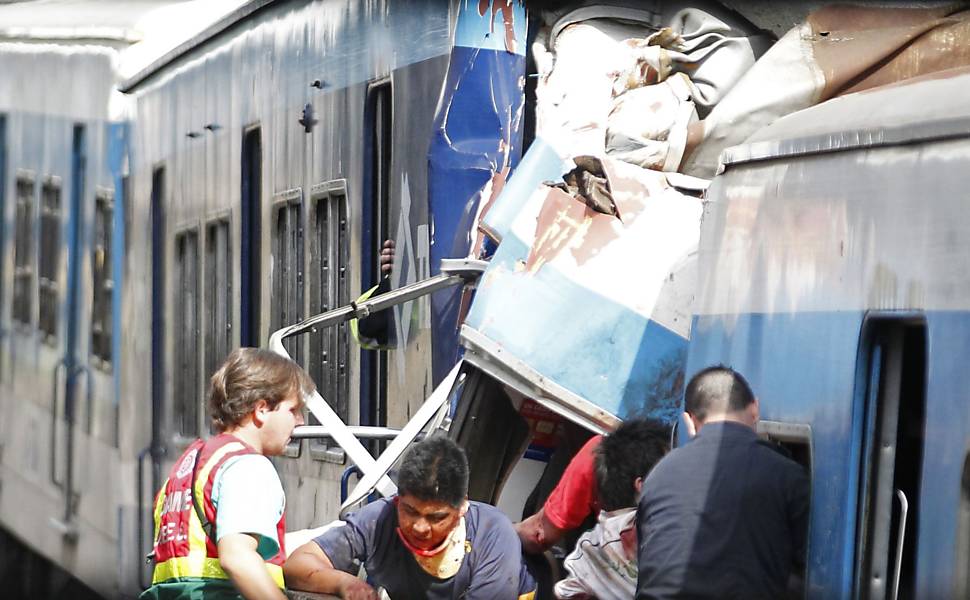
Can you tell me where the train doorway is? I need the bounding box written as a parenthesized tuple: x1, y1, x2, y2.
(149, 165, 166, 491)
(855, 317, 927, 599)
(240, 126, 261, 348)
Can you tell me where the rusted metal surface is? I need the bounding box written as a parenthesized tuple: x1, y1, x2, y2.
(683, 4, 970, 178)
(809, 5, 970, 99)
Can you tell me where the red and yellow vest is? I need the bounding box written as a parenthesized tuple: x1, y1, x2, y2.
(150, 434, 286, 589)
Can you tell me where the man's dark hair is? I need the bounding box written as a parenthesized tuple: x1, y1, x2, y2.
(595, 418, 670, 511)
(397, 435, 469, 507)
(684, 365, 755, 422)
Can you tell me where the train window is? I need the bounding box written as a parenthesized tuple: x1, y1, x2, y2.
(122, 174, 131, 256)
(91, 189, 113, 368)
(272, 189, 304, 457)
(308, 180, 350, 461)
(758, 420, 812, 597)
(204, 217, 232, 398)
(173, 228, 201, 438)
(271, 188, 304, 364)
(38, 178, 62, 343)
(12, 174, 35, 328)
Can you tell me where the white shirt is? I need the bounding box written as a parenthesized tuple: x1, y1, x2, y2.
(212, 454, 285, 559)
(555, 508, 638, 600)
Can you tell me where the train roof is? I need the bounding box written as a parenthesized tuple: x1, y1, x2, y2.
(0, 0, 250, 79)
(118, 0, 276, 92)
(720, 66, 970, 170)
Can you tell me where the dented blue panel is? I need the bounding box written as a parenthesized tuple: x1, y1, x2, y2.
(463, 159, 702, 425)
(427, 0, 527, 384)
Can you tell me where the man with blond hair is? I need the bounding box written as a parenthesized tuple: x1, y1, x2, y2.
(142, 348, 314, 600)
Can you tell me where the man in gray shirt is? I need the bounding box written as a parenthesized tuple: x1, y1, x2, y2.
(636, 366, 810, 599)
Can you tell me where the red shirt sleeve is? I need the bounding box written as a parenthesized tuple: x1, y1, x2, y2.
(542, 435, 602, 530)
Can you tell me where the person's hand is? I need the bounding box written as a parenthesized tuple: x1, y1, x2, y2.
(339, 579, 380, 600)
(379, 239, 395, 276)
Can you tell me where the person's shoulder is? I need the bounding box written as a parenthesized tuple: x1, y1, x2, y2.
(467, 501, 517, 532)
(216, 453, 278, 484)
(346, 496, 396, 521)
(468, 500, 508, 520)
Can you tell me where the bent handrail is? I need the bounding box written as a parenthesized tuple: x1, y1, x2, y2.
(267, 258, 486, 502)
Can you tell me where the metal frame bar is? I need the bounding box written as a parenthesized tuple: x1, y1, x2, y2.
(267, 257, 486, 500)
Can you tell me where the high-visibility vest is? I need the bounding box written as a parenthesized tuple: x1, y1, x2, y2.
(149, 434, 286, 588)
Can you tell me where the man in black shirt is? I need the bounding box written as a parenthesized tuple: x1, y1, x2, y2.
(635, 366, 809, 600)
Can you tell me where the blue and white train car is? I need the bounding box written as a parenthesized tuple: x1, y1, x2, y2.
(686, 67, 970, 597)
(0, 3, 137, 597)
(0, 0, 528, 597)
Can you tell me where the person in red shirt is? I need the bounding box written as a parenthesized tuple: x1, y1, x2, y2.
(516, 435, 602, 554)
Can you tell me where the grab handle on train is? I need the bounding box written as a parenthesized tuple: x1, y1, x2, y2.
(49, 358, 67, 488)
(891, 489, 908, 600)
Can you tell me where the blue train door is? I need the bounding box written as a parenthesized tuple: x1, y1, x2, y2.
(240, 126, 261, 348)
(49, 124, 88, 534)
(855, 318, 927, 598)
(361, 81, 391, 441)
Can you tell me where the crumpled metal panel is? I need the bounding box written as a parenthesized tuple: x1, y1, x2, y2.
(683, 4, 970, 178)
(462, 157, 703, 428)
(426, 0, 527, 385)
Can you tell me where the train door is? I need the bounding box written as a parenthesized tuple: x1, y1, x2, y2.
(48, 124, 88, 536)
(149, 166, 166, 492)
(854, 317, 927, 599)
(0, 114, 6, 379)
(361, 80, 391, 441)
(240, 126, 261, 348)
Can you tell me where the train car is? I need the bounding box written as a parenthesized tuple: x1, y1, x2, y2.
(119, 0, 524, 596)
(0, 0, 526, 597)
(0, 3, 139, 597)
(686, 67, 970, 596)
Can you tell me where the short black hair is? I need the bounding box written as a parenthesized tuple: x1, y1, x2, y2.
(684, 365, 755, 422)
(396, 435, 469, 507)
(595, 418, 670, 511)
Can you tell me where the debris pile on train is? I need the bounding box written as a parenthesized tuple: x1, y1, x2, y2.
(458, 2, 970, 428)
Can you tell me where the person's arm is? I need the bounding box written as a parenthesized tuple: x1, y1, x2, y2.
(515, 507, 566, 554)
(465, 515, 536, 600)
(284, 541, 378, 600)
(217, 533, 286, 600)
(519, 435, 602, 553)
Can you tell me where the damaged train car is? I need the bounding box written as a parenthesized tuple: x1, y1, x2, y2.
(270, 1, 970, 597)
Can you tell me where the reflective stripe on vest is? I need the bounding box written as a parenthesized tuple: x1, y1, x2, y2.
(150, 434, 286, 589)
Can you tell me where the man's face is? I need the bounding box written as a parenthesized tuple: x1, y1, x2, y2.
(259, 393, 304, 455)
(396, 494, 463, 551)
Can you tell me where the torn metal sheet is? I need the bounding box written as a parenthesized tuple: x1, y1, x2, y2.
(479, 136, 570, 244)
(426, 0, 526, 384)
(532, 3, 769, 163)
(683, 4, 970, 178)
(462, 157, 704, 426)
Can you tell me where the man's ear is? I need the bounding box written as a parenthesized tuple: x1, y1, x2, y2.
(749, 397, 760, 425)
(252, 399, 270, 427)
(685, 411, 701, 437)
(634, 476, 644, 496)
